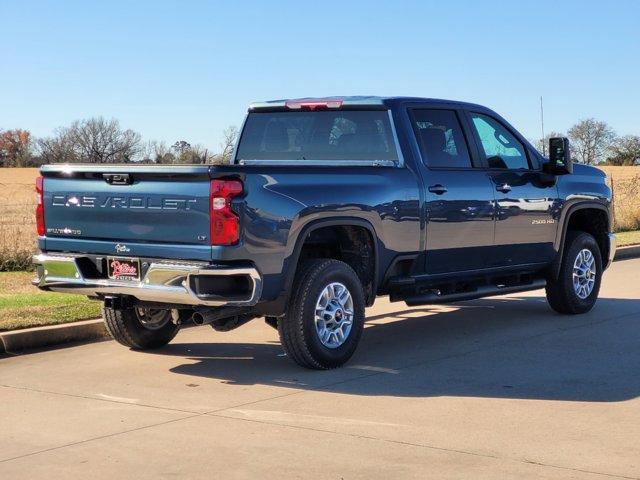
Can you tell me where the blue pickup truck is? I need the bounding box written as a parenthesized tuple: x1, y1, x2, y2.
(33, 96, 616, 369)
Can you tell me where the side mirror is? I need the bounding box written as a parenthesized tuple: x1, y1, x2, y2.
(544, 137, 573, 175)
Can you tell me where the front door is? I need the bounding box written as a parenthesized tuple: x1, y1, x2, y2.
(467, 112, 558, 267)
(409, 108, 496, 274)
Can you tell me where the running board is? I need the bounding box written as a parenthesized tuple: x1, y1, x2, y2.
(401, 279, 546, 307)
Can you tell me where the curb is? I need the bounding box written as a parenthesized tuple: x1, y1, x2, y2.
(0, 319, 108, 355)
(1, 245, 639, 356)
(614, 244, 640, 261)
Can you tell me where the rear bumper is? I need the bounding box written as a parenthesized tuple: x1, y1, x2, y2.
(32, 254, 262, 307)
(605, 232, 616, 269)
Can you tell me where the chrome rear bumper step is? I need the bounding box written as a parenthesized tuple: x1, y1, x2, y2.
(32, 254, 262, 307)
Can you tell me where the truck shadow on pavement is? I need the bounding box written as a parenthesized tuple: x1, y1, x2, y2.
(156, 295, 640, 402)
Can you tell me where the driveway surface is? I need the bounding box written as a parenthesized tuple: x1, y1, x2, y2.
(1, 258, 639, 479)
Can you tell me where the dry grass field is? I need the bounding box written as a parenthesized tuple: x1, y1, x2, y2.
(0, 166, 639, 271)
(598, 166, 640, 231)
(598, 165, 640, 180)
(0, 168, 39, 270)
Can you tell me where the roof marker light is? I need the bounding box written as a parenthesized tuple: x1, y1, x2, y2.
(285, 99, 343, 110)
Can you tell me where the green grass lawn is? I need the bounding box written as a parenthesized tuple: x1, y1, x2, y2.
(0, 271, 101, 331)
(616, 230, 640, 247)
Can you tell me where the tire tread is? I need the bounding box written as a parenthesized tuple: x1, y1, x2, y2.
(102, 307, 178, 350)
(546, 230, 602, 315)
(278, 259, 364, 369)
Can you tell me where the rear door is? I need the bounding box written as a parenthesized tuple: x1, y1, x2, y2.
(466, 111, 558, 267)
(409, 108, 496, 274)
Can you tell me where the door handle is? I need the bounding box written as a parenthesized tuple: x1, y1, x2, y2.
(428, 184, 448, 195)
(496, 183, 512, 193)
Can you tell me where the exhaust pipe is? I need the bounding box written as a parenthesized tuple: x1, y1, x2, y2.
(190, 306, 245, 326)
(190, 307, 258, 331)
(191, 309, 220, 326)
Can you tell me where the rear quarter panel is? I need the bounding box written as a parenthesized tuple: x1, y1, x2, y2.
(213, 165, 421, 300)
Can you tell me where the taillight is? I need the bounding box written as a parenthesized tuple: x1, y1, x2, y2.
(35, 175, 45, 236)
(210, 179, 243, 245)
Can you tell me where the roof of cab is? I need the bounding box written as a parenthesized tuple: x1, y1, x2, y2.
(249, 96, 488, 111)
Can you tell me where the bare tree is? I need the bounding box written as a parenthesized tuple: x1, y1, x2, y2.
(211, 125, 238, 164)
(37, 129, 79, 164)
(568, 119, 616, 165)
(171, 140, 191, 156)
(37, 117, 142, 163)
(220, 126, 238, 163)
(190, 144, 210, 164)
(140, 140, 175, 163)
(177, 144, 209, 164)
(533, 131, 565, 156)
(167, 140, 212, 164)
(68, 117, 141, 163)
(606, 135, 640, 166)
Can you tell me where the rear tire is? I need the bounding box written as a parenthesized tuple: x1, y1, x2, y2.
(103, 306, 179, 349)
(278, 259, 365, 369)
(546, 231, 602, 314)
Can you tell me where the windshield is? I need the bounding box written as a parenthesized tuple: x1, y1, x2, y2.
(236, 110, 399, 162)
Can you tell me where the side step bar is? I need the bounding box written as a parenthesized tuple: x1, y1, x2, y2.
(401, 279, 546, 307)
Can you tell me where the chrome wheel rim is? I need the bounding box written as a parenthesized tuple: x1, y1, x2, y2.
(572, 248, 596, 299)
(314, 282, 354, 349)
(135, 308, 170, 330)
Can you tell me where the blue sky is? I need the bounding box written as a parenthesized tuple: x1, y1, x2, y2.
(1, 0, 638, 151)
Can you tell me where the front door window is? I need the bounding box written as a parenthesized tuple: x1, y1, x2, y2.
(470, 113, 530, 170)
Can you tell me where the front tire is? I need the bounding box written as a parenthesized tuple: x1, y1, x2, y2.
(278, 259, 365, 369)
(103, 307, 179, 349)
(546, 231, 602, 314)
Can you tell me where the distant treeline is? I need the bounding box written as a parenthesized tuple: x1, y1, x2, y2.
(0, 117, 237, 167)
(1, 116, 639, 167)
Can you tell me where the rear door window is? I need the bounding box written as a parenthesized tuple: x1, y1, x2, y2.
(236, 110, 399, 162)
(410, 109, 473, 168)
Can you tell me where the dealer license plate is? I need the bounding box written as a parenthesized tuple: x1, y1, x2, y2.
(107, 257, 141, 281)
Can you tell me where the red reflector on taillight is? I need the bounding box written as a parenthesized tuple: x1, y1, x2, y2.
(285, 99, 343, 110)
(35, 175, 45, 236)
(210, 179, 243, 245)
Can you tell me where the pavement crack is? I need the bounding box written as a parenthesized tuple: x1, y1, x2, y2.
(0, 414, 202, 464)
(0, 384, 200, 415)
(207, 412, 639, 480)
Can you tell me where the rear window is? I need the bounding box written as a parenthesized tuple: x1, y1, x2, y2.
(236, 110, 399, 162)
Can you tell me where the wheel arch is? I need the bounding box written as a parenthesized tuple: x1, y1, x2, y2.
(550, 202, 611, 280)
(281, 217, 380, 307)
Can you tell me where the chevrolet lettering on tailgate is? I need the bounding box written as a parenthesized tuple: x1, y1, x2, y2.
(51, 195, 198, 210)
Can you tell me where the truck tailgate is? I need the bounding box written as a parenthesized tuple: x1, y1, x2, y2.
(41, 166, 212, 257)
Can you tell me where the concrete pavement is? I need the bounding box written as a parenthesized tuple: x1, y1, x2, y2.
(1, 258, 639, 479)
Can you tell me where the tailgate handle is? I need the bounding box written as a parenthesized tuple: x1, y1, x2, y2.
(103, 173, 133, 185)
